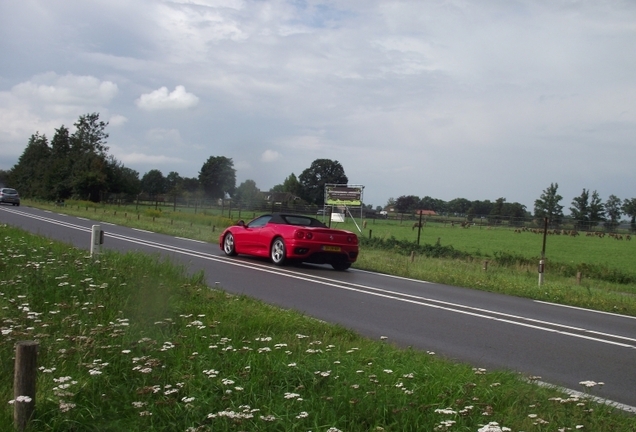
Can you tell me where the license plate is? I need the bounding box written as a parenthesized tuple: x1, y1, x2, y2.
(322, 245, 341, 252)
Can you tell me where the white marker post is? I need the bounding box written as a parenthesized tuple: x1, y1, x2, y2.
(538, 217, 548, 286)
(90, 225, 103, 257)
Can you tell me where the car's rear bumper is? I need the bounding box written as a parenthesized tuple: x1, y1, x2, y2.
(289, 241, 358, 264)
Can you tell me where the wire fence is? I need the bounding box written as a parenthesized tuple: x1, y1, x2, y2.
(102, 193, 634, 234)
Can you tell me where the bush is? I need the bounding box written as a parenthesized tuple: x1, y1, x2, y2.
(144, 208, 162, 218)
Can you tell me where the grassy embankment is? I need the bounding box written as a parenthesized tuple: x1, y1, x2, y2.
(23, 199, 636, 317)
(1, 224, 634, 431)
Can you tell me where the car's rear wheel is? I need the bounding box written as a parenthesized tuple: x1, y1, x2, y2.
(271, 238, 287, 266)
(223, 233, 237, 256)
(331, 262, 351, 271)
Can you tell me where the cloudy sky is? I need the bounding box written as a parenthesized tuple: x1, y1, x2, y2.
(1, 0, 634, 210)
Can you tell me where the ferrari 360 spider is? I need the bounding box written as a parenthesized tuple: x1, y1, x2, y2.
(219, 213, 358, 270)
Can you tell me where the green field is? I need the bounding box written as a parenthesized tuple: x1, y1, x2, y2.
(335, 217, 635, 271)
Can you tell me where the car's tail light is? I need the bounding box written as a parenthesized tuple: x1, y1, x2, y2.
(295, 231, 313, 240)
(347, 235, 357, 244)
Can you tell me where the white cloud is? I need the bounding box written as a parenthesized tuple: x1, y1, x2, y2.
(234, 160, 252, 172)
(109, 114, 128, 127)
(261, 149, 280, 162)
(278, 134, 333, 152)
(145, 128, 183, 143)
(0, 73, 119, 159)
(136, 86, 199, 111)
(119, 152, 181, 165)
(12, 72, 118, 106)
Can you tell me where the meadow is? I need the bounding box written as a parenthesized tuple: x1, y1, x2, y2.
(1, 224, 634, 431)
(346, 217, 634, 272)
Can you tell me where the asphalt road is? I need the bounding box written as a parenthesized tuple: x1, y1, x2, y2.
(1, 205, 635, 411)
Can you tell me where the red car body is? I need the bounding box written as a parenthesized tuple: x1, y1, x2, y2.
(219, 213, 359, 270)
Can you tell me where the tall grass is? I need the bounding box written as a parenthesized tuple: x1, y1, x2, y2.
(1, 224, 633, 431)
(355, 249, 636, 316)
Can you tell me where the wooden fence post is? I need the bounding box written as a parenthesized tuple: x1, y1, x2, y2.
(14, 341, 38, 431)
(483, 260, 489, 271)
(576, 271, 582, 285)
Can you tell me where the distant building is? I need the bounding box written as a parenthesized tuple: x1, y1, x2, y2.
(415, 209, 437, 216)
(265, 192, 300, 204)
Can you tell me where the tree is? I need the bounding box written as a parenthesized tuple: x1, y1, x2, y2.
(235, 179, 261, 205)
(420, 196, 445, 213)
(534, 183, 564, 226)
(447, 198, 472, 215)
(395, 195, 420, 214)
(0, 169, 9, 187)
(468, 200, 494, 217)
(622, 198, 636, 233)
(270, 173, 302, 196)
(571, 189, 605, 230)
(488, 198, 506, 225)
(105, 157, 141, 199)
(199, 156, 236, 200)
(9, 132, 51, 198)
(604, 195, 622, 231)
(70, 113, 109, 156)
(68, 113, 111, 201)
(570, 188, 590, 230)
(502, 202, 528, 226)
(588, 190, 605, 226)
(166, 172, 183, 192)
(282, 173, 302, 197)
(162, 171, 183, 204)
(44, 126, 73, 200)
(141, 169, 167, 198)
(298, 159, 348, 205)
(9, 113, 138, 202)
(70, 153, 109, 201)
(181, 177, 201, 194)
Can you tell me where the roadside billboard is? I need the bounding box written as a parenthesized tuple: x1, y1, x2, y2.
(325, 185, 363, 206)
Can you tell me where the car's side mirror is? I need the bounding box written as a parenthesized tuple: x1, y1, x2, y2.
(237, 220, 245, 227)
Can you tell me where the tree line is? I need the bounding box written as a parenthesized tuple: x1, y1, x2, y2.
(533, 183, 636, 232)
(389, 183, 635, 232)
(2, 113, 634, 232)
(389, 195, 528, 222)
(0, 113, 349, 206)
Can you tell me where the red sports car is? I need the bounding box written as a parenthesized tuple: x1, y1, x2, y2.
(219, 213, 359, 270)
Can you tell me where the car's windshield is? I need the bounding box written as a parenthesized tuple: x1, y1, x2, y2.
(282, 215, 327, 228)
(247, 215, 272, 228)
(2, 189, 17, 194)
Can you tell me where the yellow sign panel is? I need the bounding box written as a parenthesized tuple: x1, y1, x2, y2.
(326, 186, 362, 206)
